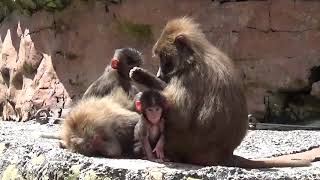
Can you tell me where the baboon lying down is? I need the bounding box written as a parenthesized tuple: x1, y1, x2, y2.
(60, 90, 140, 157)
(129, 17, 312, 168)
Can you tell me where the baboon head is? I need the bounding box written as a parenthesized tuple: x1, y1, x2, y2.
(113, 48, 143, 79)
(63, 116, 122, 157)
(152, 17, 206, 82)
(66, 129, 122, 157)
(139, 90, 167, 111)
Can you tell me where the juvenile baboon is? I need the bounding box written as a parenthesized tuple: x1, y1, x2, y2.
(133, 90, 168, 162)
(41, 48, 143, 157)
(82, 48, 143, 101)
(60, 91, 140, 158)
(130, 17, 311, 168)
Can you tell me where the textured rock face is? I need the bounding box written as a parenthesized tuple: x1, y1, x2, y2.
(0, 0, 320, 121)
(1, 121, 320, 179)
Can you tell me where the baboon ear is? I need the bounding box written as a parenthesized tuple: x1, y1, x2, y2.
(111, 58, 119, 69)
(135, 100, 142, 113)
(174, 34, 188, 49)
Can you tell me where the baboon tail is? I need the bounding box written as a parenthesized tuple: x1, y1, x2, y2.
(223, 155, 311, 168)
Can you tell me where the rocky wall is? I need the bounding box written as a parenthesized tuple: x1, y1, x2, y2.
(0, 0, 319, 122)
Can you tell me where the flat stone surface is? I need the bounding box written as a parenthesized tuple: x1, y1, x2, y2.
(0, 120, 320, 179)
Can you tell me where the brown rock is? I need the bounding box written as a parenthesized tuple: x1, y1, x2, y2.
(234, 29, 320, 60)
(239, 57, 319, 91)
(271, 0, 320, 31)
(0, 0, 320, 121)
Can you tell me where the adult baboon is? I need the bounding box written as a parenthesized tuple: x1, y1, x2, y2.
(130, 17, 311, 168)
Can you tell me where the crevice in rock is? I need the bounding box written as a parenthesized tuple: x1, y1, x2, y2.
(1, 67, 10, 87)
(25, 26, 54, 36)
(247, 26, 269, 33)
(212, 0, 266, 4)
(12, 71, 23, 90)
(268, 0, 271, 32)
(231, 30, 240, 33)
(309, 66, 320, 85)
(270, 28, 315, 33)
(263, 66, 320, 124)
(109, 0, 122, 4)
(263, 90, 319, 124)
(247, 26, 315, 34)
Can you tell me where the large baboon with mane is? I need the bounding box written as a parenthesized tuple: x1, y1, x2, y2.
(130, 17, 311, 168)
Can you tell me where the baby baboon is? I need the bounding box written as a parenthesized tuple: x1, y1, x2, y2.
(133, 90, 168, 162)
(60, 91, 140, 158)
(130, 17, 311, 168)
(82, 48, 143, 101)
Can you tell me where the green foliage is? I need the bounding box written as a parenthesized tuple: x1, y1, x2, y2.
(17, 0, 71, 11)
(23, 62, 37, 75)
(0, 0, 16, 22)
(118, 20, 153, 42)
(0, 0, 72, 22)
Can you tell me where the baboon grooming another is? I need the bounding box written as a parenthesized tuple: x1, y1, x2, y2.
(130, 17, 311, 168)
(82, 48, 143, 101)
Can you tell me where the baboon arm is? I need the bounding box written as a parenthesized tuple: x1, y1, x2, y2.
(130, 67, 166, 90)
(143, 137, 155, 160)
(82, 79, 114, 98)
(153, 134, 165, 159)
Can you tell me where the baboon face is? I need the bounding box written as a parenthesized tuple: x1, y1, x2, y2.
(69, 131, 121, 157)
(153, 34, 194, 82)
(115, 48, 143, 79)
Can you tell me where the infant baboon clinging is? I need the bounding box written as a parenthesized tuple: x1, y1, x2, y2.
(130, 17, 311, 168)
(82, 48, 143, 102)
(60, 91, 140, 158)
(133, 90, 168, 162)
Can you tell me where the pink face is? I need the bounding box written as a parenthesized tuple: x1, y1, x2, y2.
(145, 106, 163, 124)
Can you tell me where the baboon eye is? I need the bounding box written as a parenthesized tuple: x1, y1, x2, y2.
(162, 61, 174, 74)
(159, 52, 174, 75)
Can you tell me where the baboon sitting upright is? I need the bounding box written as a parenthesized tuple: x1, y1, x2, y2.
(83, 48, 143, 101)
(130, 17, 311, 168)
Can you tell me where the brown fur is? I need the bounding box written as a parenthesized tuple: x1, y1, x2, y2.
(130, 17, 311, 168)
(60, 90, 140, 157)
(82, 48, 143, 103)
(133, 90, 167, 159)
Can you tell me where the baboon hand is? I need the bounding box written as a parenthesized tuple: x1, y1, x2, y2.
(129, 67, 145, 80)
(129, 67, 166, 90)
(153, 144, 165, 160)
